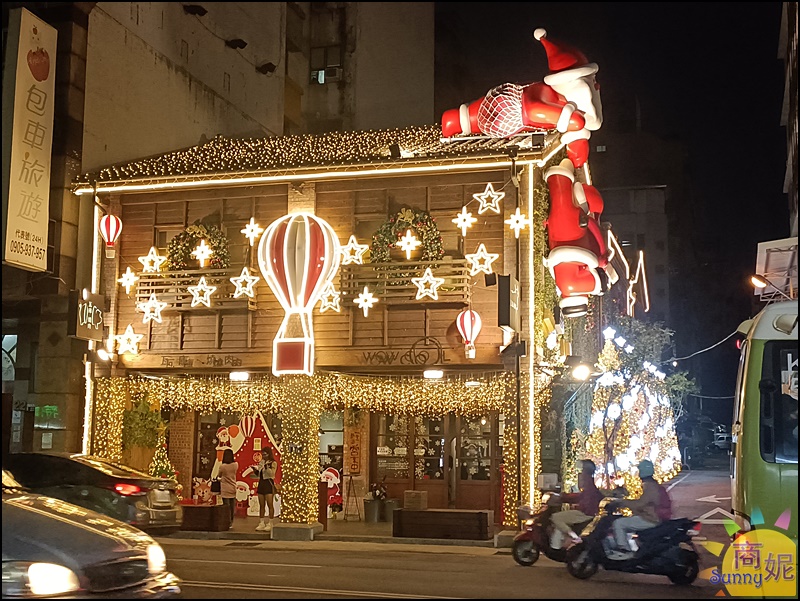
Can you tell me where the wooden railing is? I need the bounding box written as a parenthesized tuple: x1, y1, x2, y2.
(339, 258, 471, 305)
(135, 267, 257, 311)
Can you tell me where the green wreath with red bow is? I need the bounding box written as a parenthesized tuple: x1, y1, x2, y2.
(370, 208, 444, 263)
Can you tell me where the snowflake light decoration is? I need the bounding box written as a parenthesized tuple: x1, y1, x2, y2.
(241, 217, 264, 246)
(354, 286, 378, 317)
(117, 266, 139, 294)
(452, 206, 477, 237)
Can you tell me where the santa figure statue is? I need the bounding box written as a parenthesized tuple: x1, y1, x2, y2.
(543, 159, 618, 317)
(441, 28, 603, 170)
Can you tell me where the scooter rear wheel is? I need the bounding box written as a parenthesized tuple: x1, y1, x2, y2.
(668, 555, 699, 585)
(565, 543, 598, 579)
(512, 539, 540, 566)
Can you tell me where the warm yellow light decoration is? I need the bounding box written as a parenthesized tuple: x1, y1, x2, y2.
(473, 183, 504, 214)
(354, 286, 377, 317)
(92, 371, 518, 524)
(114, 324, 143, 355)
(465, 243, 500, 276)
(117, 267, 139, 295)
(138, 247, 167, 273)
(340, 235, 369, 265)
(627, 250, 650, 317)
(452, 206, 478, 237)
(318, 281, 341, 313)
(397, 229, 422, 260)
(505, 207, 531, 239)
(230, 267, 260, 298)
(411, 267, 445, 301)
(136, 292, 168, 324)
(187, 276, 217, 307)
(191, 239, 214, 268)
(241, 217, 264, 246)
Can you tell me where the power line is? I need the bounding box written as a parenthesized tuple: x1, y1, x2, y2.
(667, 329, 738, 363)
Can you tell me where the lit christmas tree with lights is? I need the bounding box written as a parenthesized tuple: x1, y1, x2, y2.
(149, 425, 178, 480)
(582, 321, 684, 493)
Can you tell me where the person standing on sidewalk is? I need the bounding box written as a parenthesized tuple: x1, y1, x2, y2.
(218, 449, 239, 528)
(254, 447, 280, 532)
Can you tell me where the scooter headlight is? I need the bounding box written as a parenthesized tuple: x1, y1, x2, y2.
(525, 518, 536, 526)
(541, 493, 551, 504)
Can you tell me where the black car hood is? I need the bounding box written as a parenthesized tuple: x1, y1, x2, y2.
(2, 491, 154, 568)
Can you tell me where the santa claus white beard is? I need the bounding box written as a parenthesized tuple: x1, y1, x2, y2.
(550, 77, 603, 131)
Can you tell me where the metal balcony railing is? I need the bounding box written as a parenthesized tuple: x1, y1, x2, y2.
(135, 267, 257, 312)
(339, 258, 471, 305)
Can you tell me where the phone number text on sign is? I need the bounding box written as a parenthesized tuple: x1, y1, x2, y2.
(8, 236, 46, 261)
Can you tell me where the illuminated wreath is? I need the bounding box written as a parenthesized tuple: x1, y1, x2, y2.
(370, 208, 444, 263)
(167, 223, 231, 271)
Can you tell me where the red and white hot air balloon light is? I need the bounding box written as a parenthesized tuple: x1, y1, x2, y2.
(99, 214, 123, 258)
(456, 309, 482, 359)
(257, 213, 341, 376)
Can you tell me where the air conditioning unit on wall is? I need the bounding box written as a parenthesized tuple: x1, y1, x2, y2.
(324, 66, 342, 82)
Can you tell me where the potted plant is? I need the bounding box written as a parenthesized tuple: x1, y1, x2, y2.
(363, 480, 387, 523)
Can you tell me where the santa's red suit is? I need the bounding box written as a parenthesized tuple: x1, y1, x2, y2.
(543, 159, 617, 317)
(441, 28, 603, 171)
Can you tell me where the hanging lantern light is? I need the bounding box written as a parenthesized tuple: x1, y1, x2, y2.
(257, 213, 341, 376)
(456, 309, 482, 359)
(99, 214, 123, 258)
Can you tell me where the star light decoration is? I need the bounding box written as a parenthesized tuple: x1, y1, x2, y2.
(354, 286, 378, 317)
(241, 217, 264, 246)
(465, 243, 499, 276)
(505, 207, 531, 238)
(412, 267, 446, 300)
(397, 229, 422, 260)
(452, 206, 478, 237)
(229, 266, 260, 298)
(340, 235, 369, 265)
(136, 292, 168, 324)
(117, 266, 139, 295)
(191, 239, 214, 268)
(114, 324, 144, 355)
(187, 276, 217, 307)
(318, 281, 341, 313)
(473, 183, 504, 214)
(138, 247, 167, 273)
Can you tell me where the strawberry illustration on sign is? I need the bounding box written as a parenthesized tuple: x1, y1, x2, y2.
(27, 26, 50, 82)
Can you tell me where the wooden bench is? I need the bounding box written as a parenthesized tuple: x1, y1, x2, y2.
(180, 503, 230, 531)
(392, 509, 493, 540)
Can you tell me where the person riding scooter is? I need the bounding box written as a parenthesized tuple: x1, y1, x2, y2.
(550, 459, 604, 549)
(612, 459, 671, 554)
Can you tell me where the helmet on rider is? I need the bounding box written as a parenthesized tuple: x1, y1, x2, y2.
(578, 459, 596, 474)
(637, 459, 655, 479)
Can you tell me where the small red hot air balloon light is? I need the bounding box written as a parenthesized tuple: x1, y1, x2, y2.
(257, 213, 341, 376)
(456, 309, 482, 359)
(99, 214, 123, 258)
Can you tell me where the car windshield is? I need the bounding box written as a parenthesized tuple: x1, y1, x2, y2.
(2, 469, 26, 490)
(70, 455, 156, 479)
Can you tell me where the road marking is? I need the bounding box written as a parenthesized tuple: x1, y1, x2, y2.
(169, 558, 322, 569)
(181, 580, 458, 598)
(696, 507, 736, 524)
(697, 494, 731, 503)
(666, 472, 691, 492)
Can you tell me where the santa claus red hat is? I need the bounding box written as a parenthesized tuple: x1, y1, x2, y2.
(534, 28, 598, 86)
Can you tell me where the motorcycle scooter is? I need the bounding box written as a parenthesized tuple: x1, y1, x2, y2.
(512, 492, 591, 566)
(564, 497, 701, 585)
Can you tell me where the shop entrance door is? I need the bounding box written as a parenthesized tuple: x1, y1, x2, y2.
(447, 414, 501, 513)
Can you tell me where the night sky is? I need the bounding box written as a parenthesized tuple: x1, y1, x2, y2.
(435, 2, 790, 424)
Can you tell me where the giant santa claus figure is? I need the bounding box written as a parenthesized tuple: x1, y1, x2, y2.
(544, 159, 617, 317)
(440, 28, 602, 170)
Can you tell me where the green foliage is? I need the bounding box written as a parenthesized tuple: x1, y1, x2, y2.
(370, 207, 444, 263)
(167, 222, 231, 271)
(122, 397, 165, 450)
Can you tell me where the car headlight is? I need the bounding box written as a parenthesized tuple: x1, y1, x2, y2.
(2, 561, 80, 597)
(147, 543, 167, 574)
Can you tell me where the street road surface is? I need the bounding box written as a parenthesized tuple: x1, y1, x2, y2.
(157, 467, 733, 599)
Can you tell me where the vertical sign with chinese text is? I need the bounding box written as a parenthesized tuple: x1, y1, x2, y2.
(2, 8, 57, 272)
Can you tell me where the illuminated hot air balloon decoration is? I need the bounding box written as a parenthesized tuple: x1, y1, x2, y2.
(99, 214, 123, 258)
(257, 213, 341, 376)
(456, 309, 482, 359)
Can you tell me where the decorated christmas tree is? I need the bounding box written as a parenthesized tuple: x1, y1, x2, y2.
(582, 321, 684, 494)
(149, 426, 178, 480)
